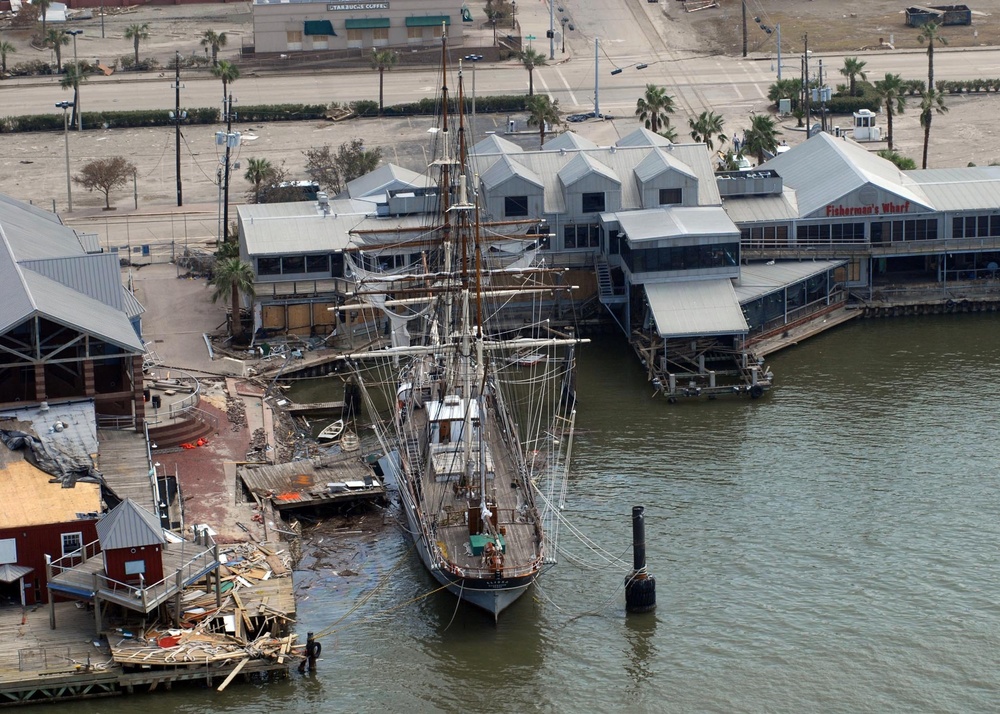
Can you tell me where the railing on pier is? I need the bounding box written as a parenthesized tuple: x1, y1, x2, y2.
(96, 413, 137, 430)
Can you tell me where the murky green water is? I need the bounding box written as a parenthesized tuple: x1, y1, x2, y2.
(53, 315, 1000, 713)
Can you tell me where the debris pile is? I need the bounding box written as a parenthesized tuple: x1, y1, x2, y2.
(246, 427, 268, 461)
(226, 394, 247, 431)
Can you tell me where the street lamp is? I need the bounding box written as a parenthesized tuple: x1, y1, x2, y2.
(511, 1, 516, 30)
(55, 100, 74, 212)
(561, 16, 568, 53)
(464, 54, 482, 121)
(66, 29, 82, 131)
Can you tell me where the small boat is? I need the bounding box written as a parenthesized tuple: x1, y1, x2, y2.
(317, 419, 344, 441)
(339, 431, 360, 452)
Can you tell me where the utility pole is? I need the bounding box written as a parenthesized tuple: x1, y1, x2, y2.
(172, 52, 183, 207)
(776, 23, 782, 80)
(802, 34, 810, 138)
(594, 37, 599, 118)
(741, 0, 747, 58)
(548, 0, 555, 60)
(220, 93, 238, 244)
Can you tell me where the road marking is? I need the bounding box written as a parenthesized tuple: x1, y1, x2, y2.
(555, 68, 579, 107)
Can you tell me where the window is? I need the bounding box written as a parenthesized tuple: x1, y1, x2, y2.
(658, 188, 682, 205)
(258, 257, 281, 276)
(623, 241, 739, 273)
(311, 35, 329, 50)
(563, 224, 601, 249)
(124, 560, 146, 575)
(504, 196, 529, 217)
(306, 255, 330, 273)
(61, 532, 83, 557)
(432, 24, 444, 38)
(408, 27, 423, 43)
(282, 255, 306, 274)
(0, 537, 15, 564)
(889, 218, 938, 241)
(581, 192, 605, 213)
(286, 30, 303, 50)
(954, 215, 1000, 239)
(373, 27, 389, 45)
(347, 29, 362, 48)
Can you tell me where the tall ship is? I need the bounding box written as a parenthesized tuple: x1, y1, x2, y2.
(344, 33, 583, 618)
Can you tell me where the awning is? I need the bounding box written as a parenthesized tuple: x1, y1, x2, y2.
(405, 15, 451, 27)
(0, 563, 33, 582)
(304, 20, 335, 36)
(346, 17, 390, 29)
(644, 279, 749, 338)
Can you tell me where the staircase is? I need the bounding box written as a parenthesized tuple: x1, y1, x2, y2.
(596, 258, 626, 305)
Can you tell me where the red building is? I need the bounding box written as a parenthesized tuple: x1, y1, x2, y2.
(95, 499, 165, 586)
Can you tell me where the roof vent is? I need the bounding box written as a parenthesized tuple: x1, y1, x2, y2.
(39, 401, 49, 412)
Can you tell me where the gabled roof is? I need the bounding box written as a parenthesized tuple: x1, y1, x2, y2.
(346, 163, 433, 200)
(645, 279, 749, 338)
(480, 154, 544, 190)
(616, 127, 674, 148)
(558, 152, 621, 187)
(634, 148, 697, 183)
(761, 132, 932, 217)
(615, 206, 738, 242)
(906, 166, 1000, 211)
(97, 498, 165, 549)
(543, 132, 599, 152)
(470, 133, 523, 155)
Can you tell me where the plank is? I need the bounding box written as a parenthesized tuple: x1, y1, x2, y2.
(216, 657, 250, 692)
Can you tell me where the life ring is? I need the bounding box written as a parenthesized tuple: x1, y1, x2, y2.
(750, 384, 764, 399)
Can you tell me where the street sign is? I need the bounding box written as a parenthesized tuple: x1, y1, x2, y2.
(525, 34, 536, 40)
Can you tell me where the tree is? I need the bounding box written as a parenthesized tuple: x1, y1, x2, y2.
(919, 88, 948, 169)
(304, 140, 382, 195)
(519, 47, 546, 96)
(209, 258, 256, 341)
(873, 73, 906, 152)
(212, 60, 240, 102)
(124, 23, 150, 67)
(876, 149, 917, 170)
(743, 113, 781, 165)
(244, 157, 275, 204)
(201, 29, 228, 67)
(73, 156, 136, 209)
(44, 28, 69, 71)
(370, 49, 398, 115)
(635, 84, 675, 134)
(688, 110, 727, 151)
(767, 78, 800, 109)
(59, 64, 87, 127)
(839, 57, 867, 97)
(917, 22, 947, 90)
(526, 94, 561, 149)
(35, 0, 51, 35)
(0, 40, 16, 78)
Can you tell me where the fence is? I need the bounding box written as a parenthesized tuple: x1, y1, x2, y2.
(64, 213, 220, 267)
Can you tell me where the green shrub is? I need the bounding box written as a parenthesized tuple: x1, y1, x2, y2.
(350, 100, 379, 117)
(826, 81, 881, 114)
(236, 104, 328, 122)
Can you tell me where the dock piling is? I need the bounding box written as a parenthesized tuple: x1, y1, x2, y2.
(625, 505, 656, 614)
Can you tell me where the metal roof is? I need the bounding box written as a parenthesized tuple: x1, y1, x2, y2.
(645, 279, 749, 338)
(0, 564, 33, 582)
(558, 152, 621, 186)
(239, 201, 374, 255)
(761, 133, 932, 217)
(480, 155, 544, 190)
(0, 193, 87, 261)
(471, 133, 523, 155)
(96, 498, 165, 550)
(722, 189, 800, 223)
(616, 206, 739, 243)
(543, 132, 599, 152)
(469, 143, 721, 216)
(906, 166, 1000, 211)
(615, 127, 674, 148)
(346, 163, 433, 200)
(733, 260, 846, 302)
(20, 253, 125, 312)
(634, 148, 696, 183)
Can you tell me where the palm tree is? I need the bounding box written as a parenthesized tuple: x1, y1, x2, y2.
(839, 57, 867, 97)
(244, 157, 274, 203)
(873, 73, 906, 151)
(370, 48, 398, 115)
(767, 77, 800, 109)
(917, 22, 947, 90)
(0, 40, 16, 78)
(59, 64, 86, 127)
(36, 0, 52, 35)
(876, 149, 917, 170)
(635, 84, 675, 134)
(210, 258, 256, 341)
(44, 28, 69, 71)
(919, 88, 948, 169)
(743, 113, 781, 165)
(200, 29, 228, 67)
(124, 23, 150, 67)
(212, 60, 240, 103)
(688, 110, 727, 151)
(526, 94, 561, 148)
(519, 47, 546, 96)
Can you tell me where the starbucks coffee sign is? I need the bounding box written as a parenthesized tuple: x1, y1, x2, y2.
(327, 2, 390, 9)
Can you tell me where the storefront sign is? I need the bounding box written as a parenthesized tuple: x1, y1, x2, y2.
(825, 201, 911, 217)
(327, 2, 389, 9)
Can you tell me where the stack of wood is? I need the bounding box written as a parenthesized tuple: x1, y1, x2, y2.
(110, 542, 298, 670)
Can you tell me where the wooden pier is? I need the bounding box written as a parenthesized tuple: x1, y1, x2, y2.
(285, 401, 345, 417)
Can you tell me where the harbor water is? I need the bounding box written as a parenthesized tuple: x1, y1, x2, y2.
(48, 315, 1000, 712)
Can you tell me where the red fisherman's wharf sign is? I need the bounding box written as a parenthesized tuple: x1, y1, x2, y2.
(825, 201, 912, 217)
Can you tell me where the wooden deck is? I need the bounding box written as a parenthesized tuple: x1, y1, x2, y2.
(96, 430, 158, 514)
(238, 455, 385, 512)
(285, 401, 345, 417)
